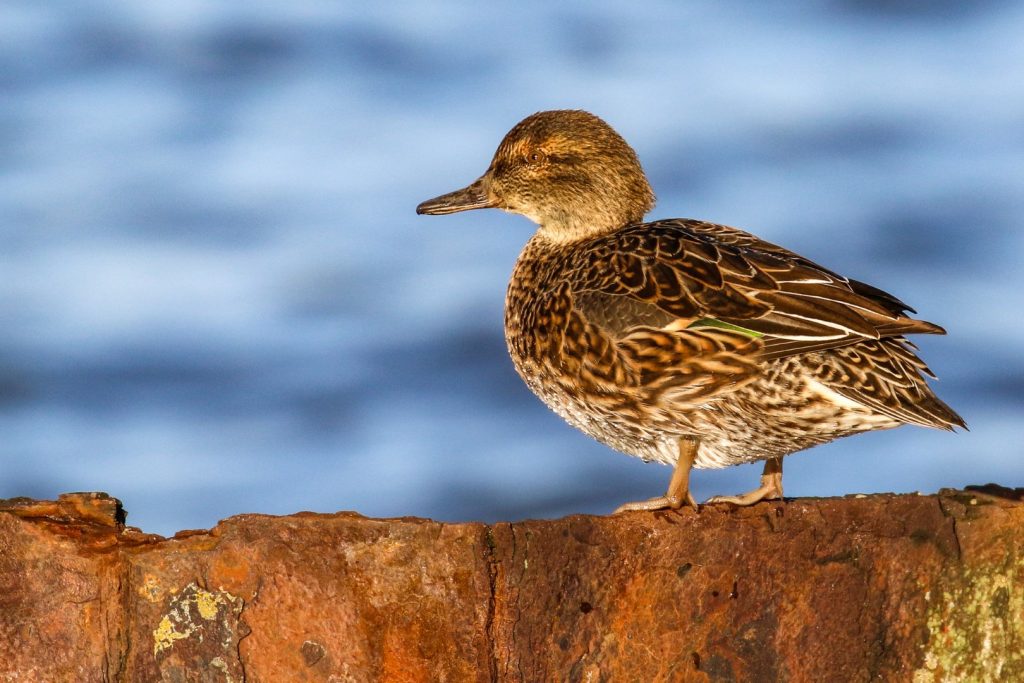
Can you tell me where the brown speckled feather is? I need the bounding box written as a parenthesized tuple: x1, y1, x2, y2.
(566, 220, 963, 431)
(573, 220, 941, 348)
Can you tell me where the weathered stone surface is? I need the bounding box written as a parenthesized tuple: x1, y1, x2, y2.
(1, 488, 1022, 682)
(120, 513, 493, 682)
(0, 493, 128, 682)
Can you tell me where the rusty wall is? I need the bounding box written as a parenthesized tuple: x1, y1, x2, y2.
(1, 490, 1022, 682)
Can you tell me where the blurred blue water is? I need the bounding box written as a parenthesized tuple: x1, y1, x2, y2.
(1, 2, 1022, 535)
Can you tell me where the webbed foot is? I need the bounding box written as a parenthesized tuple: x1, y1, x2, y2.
(615, 437, 698, 514)
(614, 490, 697, 513)
(705, 457, 784, 507)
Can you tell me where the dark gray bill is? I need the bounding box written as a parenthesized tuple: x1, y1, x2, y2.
(416, 177, 494, 215)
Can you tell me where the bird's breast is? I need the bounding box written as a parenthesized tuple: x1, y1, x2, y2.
(504, 244, 567, 368)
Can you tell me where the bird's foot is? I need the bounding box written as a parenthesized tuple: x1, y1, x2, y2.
(705, 458, 784, 507)
(614, 437, 699, 514)
(614, 490, 697, 514)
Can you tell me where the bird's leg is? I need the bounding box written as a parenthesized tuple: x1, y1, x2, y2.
(705, 457, 784, 506)
(614, 437, 698, 513)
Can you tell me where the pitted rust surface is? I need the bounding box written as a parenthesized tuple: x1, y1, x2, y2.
(2, 490, 1022, 682)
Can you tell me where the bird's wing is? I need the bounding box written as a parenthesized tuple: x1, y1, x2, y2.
(569, 219, 944, 363)
(809, 338, 966, 430)
(557, 290, 765, 407)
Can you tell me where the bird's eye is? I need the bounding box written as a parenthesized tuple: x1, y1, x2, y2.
(526, 150, 545, 164)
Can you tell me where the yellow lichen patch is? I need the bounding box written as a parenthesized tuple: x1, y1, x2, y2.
(195, 587, 223, 620)
(914, 558, 1024, 682)
(153, 614, 193, 655)
(151, 582, 243, 657)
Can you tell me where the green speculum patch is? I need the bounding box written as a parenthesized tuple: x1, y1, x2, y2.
(689, 318, 764, 338)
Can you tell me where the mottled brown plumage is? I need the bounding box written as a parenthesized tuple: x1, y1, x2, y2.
(417, 109, 964, 511)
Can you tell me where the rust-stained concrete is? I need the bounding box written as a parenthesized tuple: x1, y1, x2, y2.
(1, 488, 1022, 682)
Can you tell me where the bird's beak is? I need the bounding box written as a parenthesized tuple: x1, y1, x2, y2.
(416, 175, 496, 215)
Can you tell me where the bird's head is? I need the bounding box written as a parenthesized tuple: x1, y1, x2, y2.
(417, 110, 655, 242)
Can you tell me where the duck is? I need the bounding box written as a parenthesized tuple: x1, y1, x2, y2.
(416, 109, 964, 513)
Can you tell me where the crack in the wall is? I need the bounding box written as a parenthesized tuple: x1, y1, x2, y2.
(936, 495, 964, 562)
(949, 516, 963, 562)
(110, 548, 132, 683)
(233, 576, 263, 683)
(482, 525, 500, 682)
(509, 523, 526, 683)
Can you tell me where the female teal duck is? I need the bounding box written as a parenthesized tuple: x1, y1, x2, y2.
(417, 110, 964, 513)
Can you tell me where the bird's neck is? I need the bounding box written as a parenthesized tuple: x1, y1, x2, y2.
(535, 211, 623, 244)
